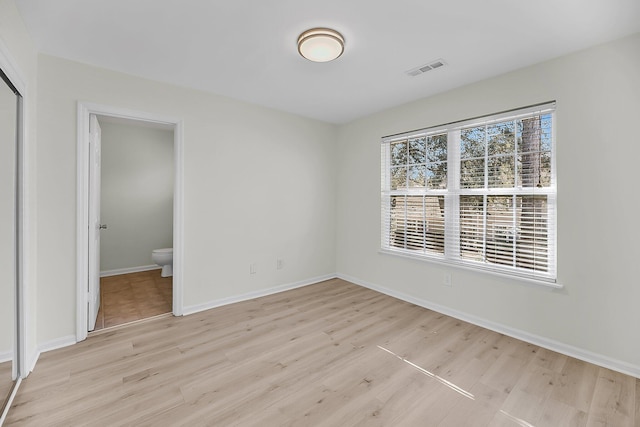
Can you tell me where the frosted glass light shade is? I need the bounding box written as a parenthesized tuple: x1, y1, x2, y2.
(297, 28, 344, 62)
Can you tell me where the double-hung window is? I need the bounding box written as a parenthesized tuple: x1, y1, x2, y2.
(381, 102, 556, 284)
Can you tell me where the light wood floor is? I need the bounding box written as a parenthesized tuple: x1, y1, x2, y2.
(6, 279, 640, 426)
(94, 270, 172, 331)
(0, 360, 14, 414)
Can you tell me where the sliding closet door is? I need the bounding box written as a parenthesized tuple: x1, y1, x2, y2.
(0, 69, 18, 411)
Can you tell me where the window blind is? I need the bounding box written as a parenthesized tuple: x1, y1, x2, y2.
(381, 102, 556, 283)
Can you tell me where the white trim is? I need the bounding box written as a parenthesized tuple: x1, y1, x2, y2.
(37, 335, 77, 355)
(182, 274, 337, 316)
(21, 334, 76, 378)
(0, 350, 12, 364)
(26, 348, 38, 375)
(100, 265, 161, 278)
(172, 121, 184, 316)
(76, 104, 90, 343)
(77, 102, 185, 342)
(17, 91, 29, 381)
(337, 272, 640, 379)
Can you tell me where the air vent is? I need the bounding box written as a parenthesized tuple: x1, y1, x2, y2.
(406, 59, 447, 77)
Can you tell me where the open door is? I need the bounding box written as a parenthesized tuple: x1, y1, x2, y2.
(88, 114, 102, 331)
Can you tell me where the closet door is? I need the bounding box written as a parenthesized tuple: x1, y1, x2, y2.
(0, 69, 18, 413)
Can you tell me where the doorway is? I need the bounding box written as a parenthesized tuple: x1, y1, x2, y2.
(92, 116, 175, 331)
(76, 103, 184, 342)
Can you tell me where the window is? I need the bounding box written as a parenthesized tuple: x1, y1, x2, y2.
(381, 103, 556, 283)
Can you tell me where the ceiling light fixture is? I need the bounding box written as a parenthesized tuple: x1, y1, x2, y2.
(297, 28, 344, 63)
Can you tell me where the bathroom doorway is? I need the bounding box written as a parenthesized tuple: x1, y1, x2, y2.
(76, 104, 184, 342)
(92, 116, 174, 331)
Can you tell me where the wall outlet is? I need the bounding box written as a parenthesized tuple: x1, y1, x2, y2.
(277, 259, 284, 270)
(443, 272, 452, 287)
(250, 263, 257, 274)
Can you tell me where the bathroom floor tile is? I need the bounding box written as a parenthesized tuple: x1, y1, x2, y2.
(93, 270, 172, 332)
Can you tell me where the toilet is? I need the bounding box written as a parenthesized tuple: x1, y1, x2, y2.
(152, 248, 173, 277)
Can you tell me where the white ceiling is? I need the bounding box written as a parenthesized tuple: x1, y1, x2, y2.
(15, 0, 640, 124)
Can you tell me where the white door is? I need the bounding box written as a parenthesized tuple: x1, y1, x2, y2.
(88, 114, 102, 331)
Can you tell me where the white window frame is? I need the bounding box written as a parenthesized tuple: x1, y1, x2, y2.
(381, 102, 558, 287)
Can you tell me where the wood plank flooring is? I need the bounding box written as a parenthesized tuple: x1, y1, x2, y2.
(94, 270, 172, 331)
(6, 278, 639, 426)
(0, 360, 14, 414)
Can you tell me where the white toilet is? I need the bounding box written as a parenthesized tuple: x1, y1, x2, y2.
(152, 248, 173, 277)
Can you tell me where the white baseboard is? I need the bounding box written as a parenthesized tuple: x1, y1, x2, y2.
(25, 335, 76, 377)
(100, 265, 161, 277)
(337, 272, 640, 379)
(182, 274, 337, 316)
(36, 335, 76, 359)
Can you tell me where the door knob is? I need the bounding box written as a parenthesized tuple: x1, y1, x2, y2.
(99, 224, 108, 230)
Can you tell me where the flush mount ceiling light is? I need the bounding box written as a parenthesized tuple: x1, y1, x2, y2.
(297, 28, 345, 62)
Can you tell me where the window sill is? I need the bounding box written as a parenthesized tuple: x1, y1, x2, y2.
(379, 248, 564, 290)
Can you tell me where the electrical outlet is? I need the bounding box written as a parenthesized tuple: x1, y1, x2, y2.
(443, 272, 452, 287)
(277, 259, 284, 270)
(250, 263, 257, 274)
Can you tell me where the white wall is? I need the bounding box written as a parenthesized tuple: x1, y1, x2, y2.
(0, 0, 39, 372)
(99, 120, 173, 272)
(35, 54, 338, 344)
(336, 32, 640, 374)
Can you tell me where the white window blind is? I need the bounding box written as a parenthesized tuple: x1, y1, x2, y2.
(381, 102, 556, 283)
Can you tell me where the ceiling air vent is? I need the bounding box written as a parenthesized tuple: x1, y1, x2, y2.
(406, 59, 447, 77)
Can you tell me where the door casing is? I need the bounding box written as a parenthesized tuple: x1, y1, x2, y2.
(76, 102, 184, 342)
